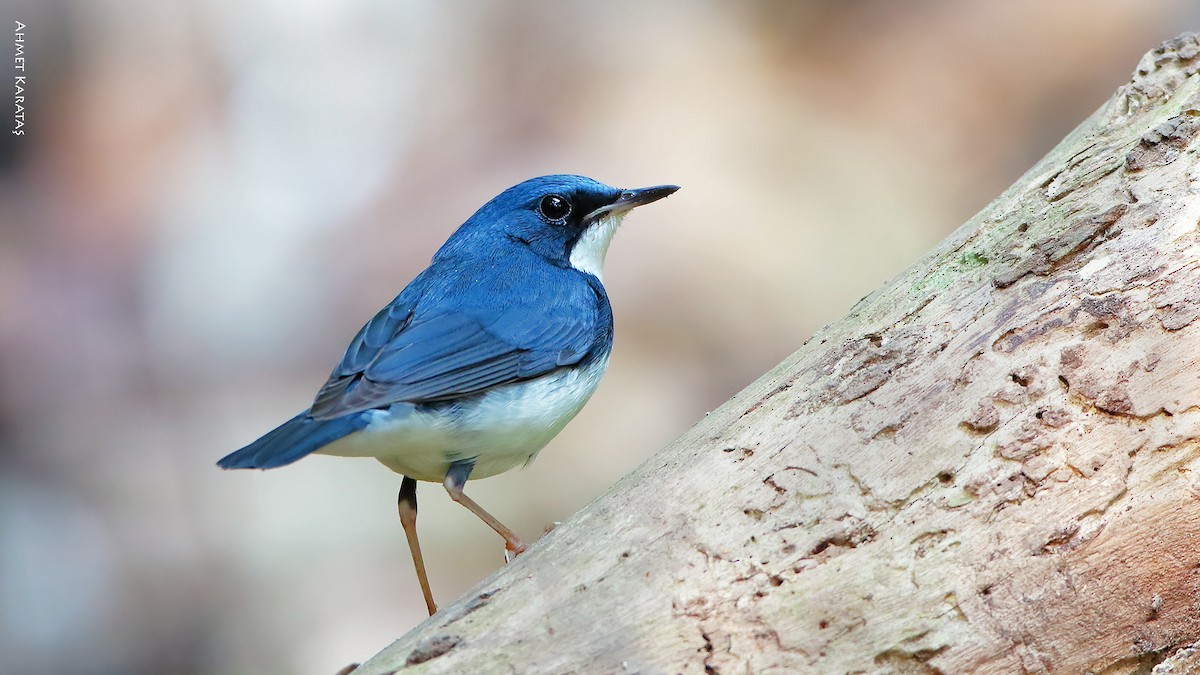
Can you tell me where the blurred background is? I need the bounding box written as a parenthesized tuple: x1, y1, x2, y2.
(0, 1, 1196, 673)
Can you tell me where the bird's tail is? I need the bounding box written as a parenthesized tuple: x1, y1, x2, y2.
(217, 411, 369, 470)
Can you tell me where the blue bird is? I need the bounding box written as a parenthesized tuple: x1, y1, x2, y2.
(219, 174, 678, 614)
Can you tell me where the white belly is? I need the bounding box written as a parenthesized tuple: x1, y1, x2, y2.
(318, 355, 609, 482)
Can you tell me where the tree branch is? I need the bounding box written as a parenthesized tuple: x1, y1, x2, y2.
(353, 33, 1200, 674)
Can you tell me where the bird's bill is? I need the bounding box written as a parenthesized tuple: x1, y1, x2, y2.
(585, 184, 680, 221)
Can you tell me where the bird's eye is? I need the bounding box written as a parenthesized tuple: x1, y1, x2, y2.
(538, 194, 572, 222)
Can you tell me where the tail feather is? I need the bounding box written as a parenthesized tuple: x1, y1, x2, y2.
(218, 411, 369, 469)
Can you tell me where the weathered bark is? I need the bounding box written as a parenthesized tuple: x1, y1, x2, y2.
(353, 35, 1200, 674)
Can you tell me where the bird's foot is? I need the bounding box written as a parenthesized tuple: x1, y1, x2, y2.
(503, 538, 529, 563)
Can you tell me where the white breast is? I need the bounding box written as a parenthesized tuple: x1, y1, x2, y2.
(318, 354, 611, 482)
(568, 212, 625, 281)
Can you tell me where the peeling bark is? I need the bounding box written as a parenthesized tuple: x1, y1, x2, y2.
(352, 34, 1200, 675)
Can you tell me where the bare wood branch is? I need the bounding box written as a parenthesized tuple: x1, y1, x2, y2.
(353, 34, 1200, 675)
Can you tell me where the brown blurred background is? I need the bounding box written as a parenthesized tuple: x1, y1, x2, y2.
(0, 1, 1195, 673)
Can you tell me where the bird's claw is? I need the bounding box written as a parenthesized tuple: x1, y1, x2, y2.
(503, 540, 529, 563)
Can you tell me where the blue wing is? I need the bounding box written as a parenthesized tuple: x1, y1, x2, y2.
(309, 253, 611, 420)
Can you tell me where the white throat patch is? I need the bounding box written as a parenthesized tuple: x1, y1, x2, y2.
(569, 213, 625, 282)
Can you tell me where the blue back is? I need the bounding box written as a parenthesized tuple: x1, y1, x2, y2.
(309, 175, 619, 419)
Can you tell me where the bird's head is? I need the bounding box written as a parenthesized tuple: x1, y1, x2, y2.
(442, 175, 679, 281)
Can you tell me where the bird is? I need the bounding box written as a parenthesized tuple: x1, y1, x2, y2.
(218, 174, 679, 615)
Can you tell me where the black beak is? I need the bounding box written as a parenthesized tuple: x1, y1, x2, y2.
(586, 184, 680, 220)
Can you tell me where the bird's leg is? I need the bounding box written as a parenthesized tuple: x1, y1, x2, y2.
(444, 460, 529, 557)
(397, 476, 437, 615)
